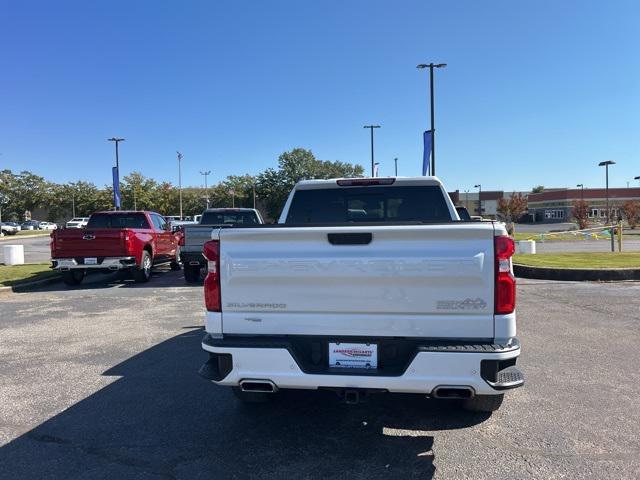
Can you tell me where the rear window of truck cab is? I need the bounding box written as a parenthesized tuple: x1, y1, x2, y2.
(86, 213, 150, 229)
(200, 211, 260, 225)
(285, 185, 452, 224)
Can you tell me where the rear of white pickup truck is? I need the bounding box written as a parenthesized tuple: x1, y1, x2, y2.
(199, 177, 523, 412)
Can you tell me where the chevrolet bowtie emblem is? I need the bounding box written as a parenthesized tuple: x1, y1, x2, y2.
(83, 234, 96, 240)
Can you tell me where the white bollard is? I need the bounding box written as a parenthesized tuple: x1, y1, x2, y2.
(3, 245, 25, 265)
(516, 240, 536, 255)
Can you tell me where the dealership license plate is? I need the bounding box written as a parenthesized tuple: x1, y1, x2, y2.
(329, 342, 378, 369)
(84, 257, 98, 265)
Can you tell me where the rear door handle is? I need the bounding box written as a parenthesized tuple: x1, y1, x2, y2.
(327, 233, 372, 245)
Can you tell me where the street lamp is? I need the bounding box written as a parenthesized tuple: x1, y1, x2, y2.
(177, 152, 184, 220)
(576, 183, 584, 201)
(374, 162, 380, 177)
(108, 137, 125, 210)
(200, 170, 211, 208)
(363, 125, 381, 177)
(474, 184, 482, 216)
(598, 161, 616, 224)
(634, 175, 640, 186)
(394, 157, 398, 176)
(417, 62, 447, 176)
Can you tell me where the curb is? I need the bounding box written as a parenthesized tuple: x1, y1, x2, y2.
(0, 274, 62, 294)
(514, 264, 640, 282)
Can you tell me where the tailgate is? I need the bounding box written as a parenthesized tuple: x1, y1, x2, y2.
(184, 226, 214, 250)
(53, 229, 128, 258)
(219, 224, 496, 338)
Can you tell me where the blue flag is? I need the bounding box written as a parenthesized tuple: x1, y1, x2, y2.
(422, 130, 433, 176)
(112, 166, 121, 209)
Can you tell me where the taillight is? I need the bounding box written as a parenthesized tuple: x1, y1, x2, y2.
(121, 230, 133, 253)
(203, 240, 221, 312)
(495, 236, 516, 314)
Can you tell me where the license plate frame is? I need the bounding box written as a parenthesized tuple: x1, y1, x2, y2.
(84, 257, 98, 265)
(328, 342, 378, 369)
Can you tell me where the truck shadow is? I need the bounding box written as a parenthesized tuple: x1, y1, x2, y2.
(0, 329, 491, 479)
(30, 268, 197, 292)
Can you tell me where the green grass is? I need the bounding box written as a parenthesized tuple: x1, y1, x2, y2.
(513, 252, 640, 269)
(0, 263, 58, 287)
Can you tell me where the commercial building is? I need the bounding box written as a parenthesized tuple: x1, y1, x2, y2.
(527, 187, 640, 223)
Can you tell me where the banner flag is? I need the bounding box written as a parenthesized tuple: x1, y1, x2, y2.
(112, 166, 121, 209)
(422, 130, 433, 176)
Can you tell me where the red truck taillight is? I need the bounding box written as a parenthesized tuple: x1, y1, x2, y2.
(203, 240, 221, 312)
(495, 236, 516, 315)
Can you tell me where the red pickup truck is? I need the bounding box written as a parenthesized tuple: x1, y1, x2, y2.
(51, 211, 182, 285)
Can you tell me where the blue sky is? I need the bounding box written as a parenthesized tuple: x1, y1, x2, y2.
(1, 0, 638, 192)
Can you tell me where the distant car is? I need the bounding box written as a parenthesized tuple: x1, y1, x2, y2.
(21, 220, 41, 230)
(1, 222, 20, 235)
(38, 222, 58, 230)
(65, 217, 89, 229)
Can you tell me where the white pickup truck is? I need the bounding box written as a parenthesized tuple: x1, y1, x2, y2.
(198, 177, 523, 412)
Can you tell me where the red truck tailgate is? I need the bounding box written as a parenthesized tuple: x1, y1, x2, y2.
(52, 229, 129, 258)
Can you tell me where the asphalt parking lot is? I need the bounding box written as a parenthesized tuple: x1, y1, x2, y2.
(1, 271, 639, 479)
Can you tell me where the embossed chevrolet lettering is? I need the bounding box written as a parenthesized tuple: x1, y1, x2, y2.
(436, 298, 487, 310)
(226, 302, 286, 310)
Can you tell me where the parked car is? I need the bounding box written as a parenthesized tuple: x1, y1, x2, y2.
(1, 222, 20, 235)
(180, 208, 264, 283)
(50, 211, 182, 286)
(65, 217, 90, 229)
(21, 220, 41, 230)
(198, 177, 523, 413)
(38, 221, 58, 230)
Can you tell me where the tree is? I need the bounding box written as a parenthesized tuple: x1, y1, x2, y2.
(497, 193, 528, 235)
(255, 148, 364, 219)
(621, 200, 639, 229)
(531, 185, 545, 193)
(572, 200, 590, 229)
(120, 172, 158, 211)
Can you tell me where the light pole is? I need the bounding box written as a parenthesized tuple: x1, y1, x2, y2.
(200, 171, 211, 209)
(71, 190, 76, 218)
(598, 161, 616, 224)
(177, 151, 184, 219)
(363, 125, 381, 177)
(374, 162, 380, 177)
(394, 157, 398, 176)
(634, 175, 640, 186)
(417, 62, 446, 176)
(107, 137, 125, 210)
(474, 184, 482, 216)
(576, 184, 584, 201)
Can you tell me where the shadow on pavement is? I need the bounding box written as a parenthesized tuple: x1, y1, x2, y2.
(30, 267, 195, 293)
(0, 329, 491, 479)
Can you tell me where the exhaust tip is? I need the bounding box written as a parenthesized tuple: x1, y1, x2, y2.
(432, 386, 474, 399)
(239, 380, 277, 393)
